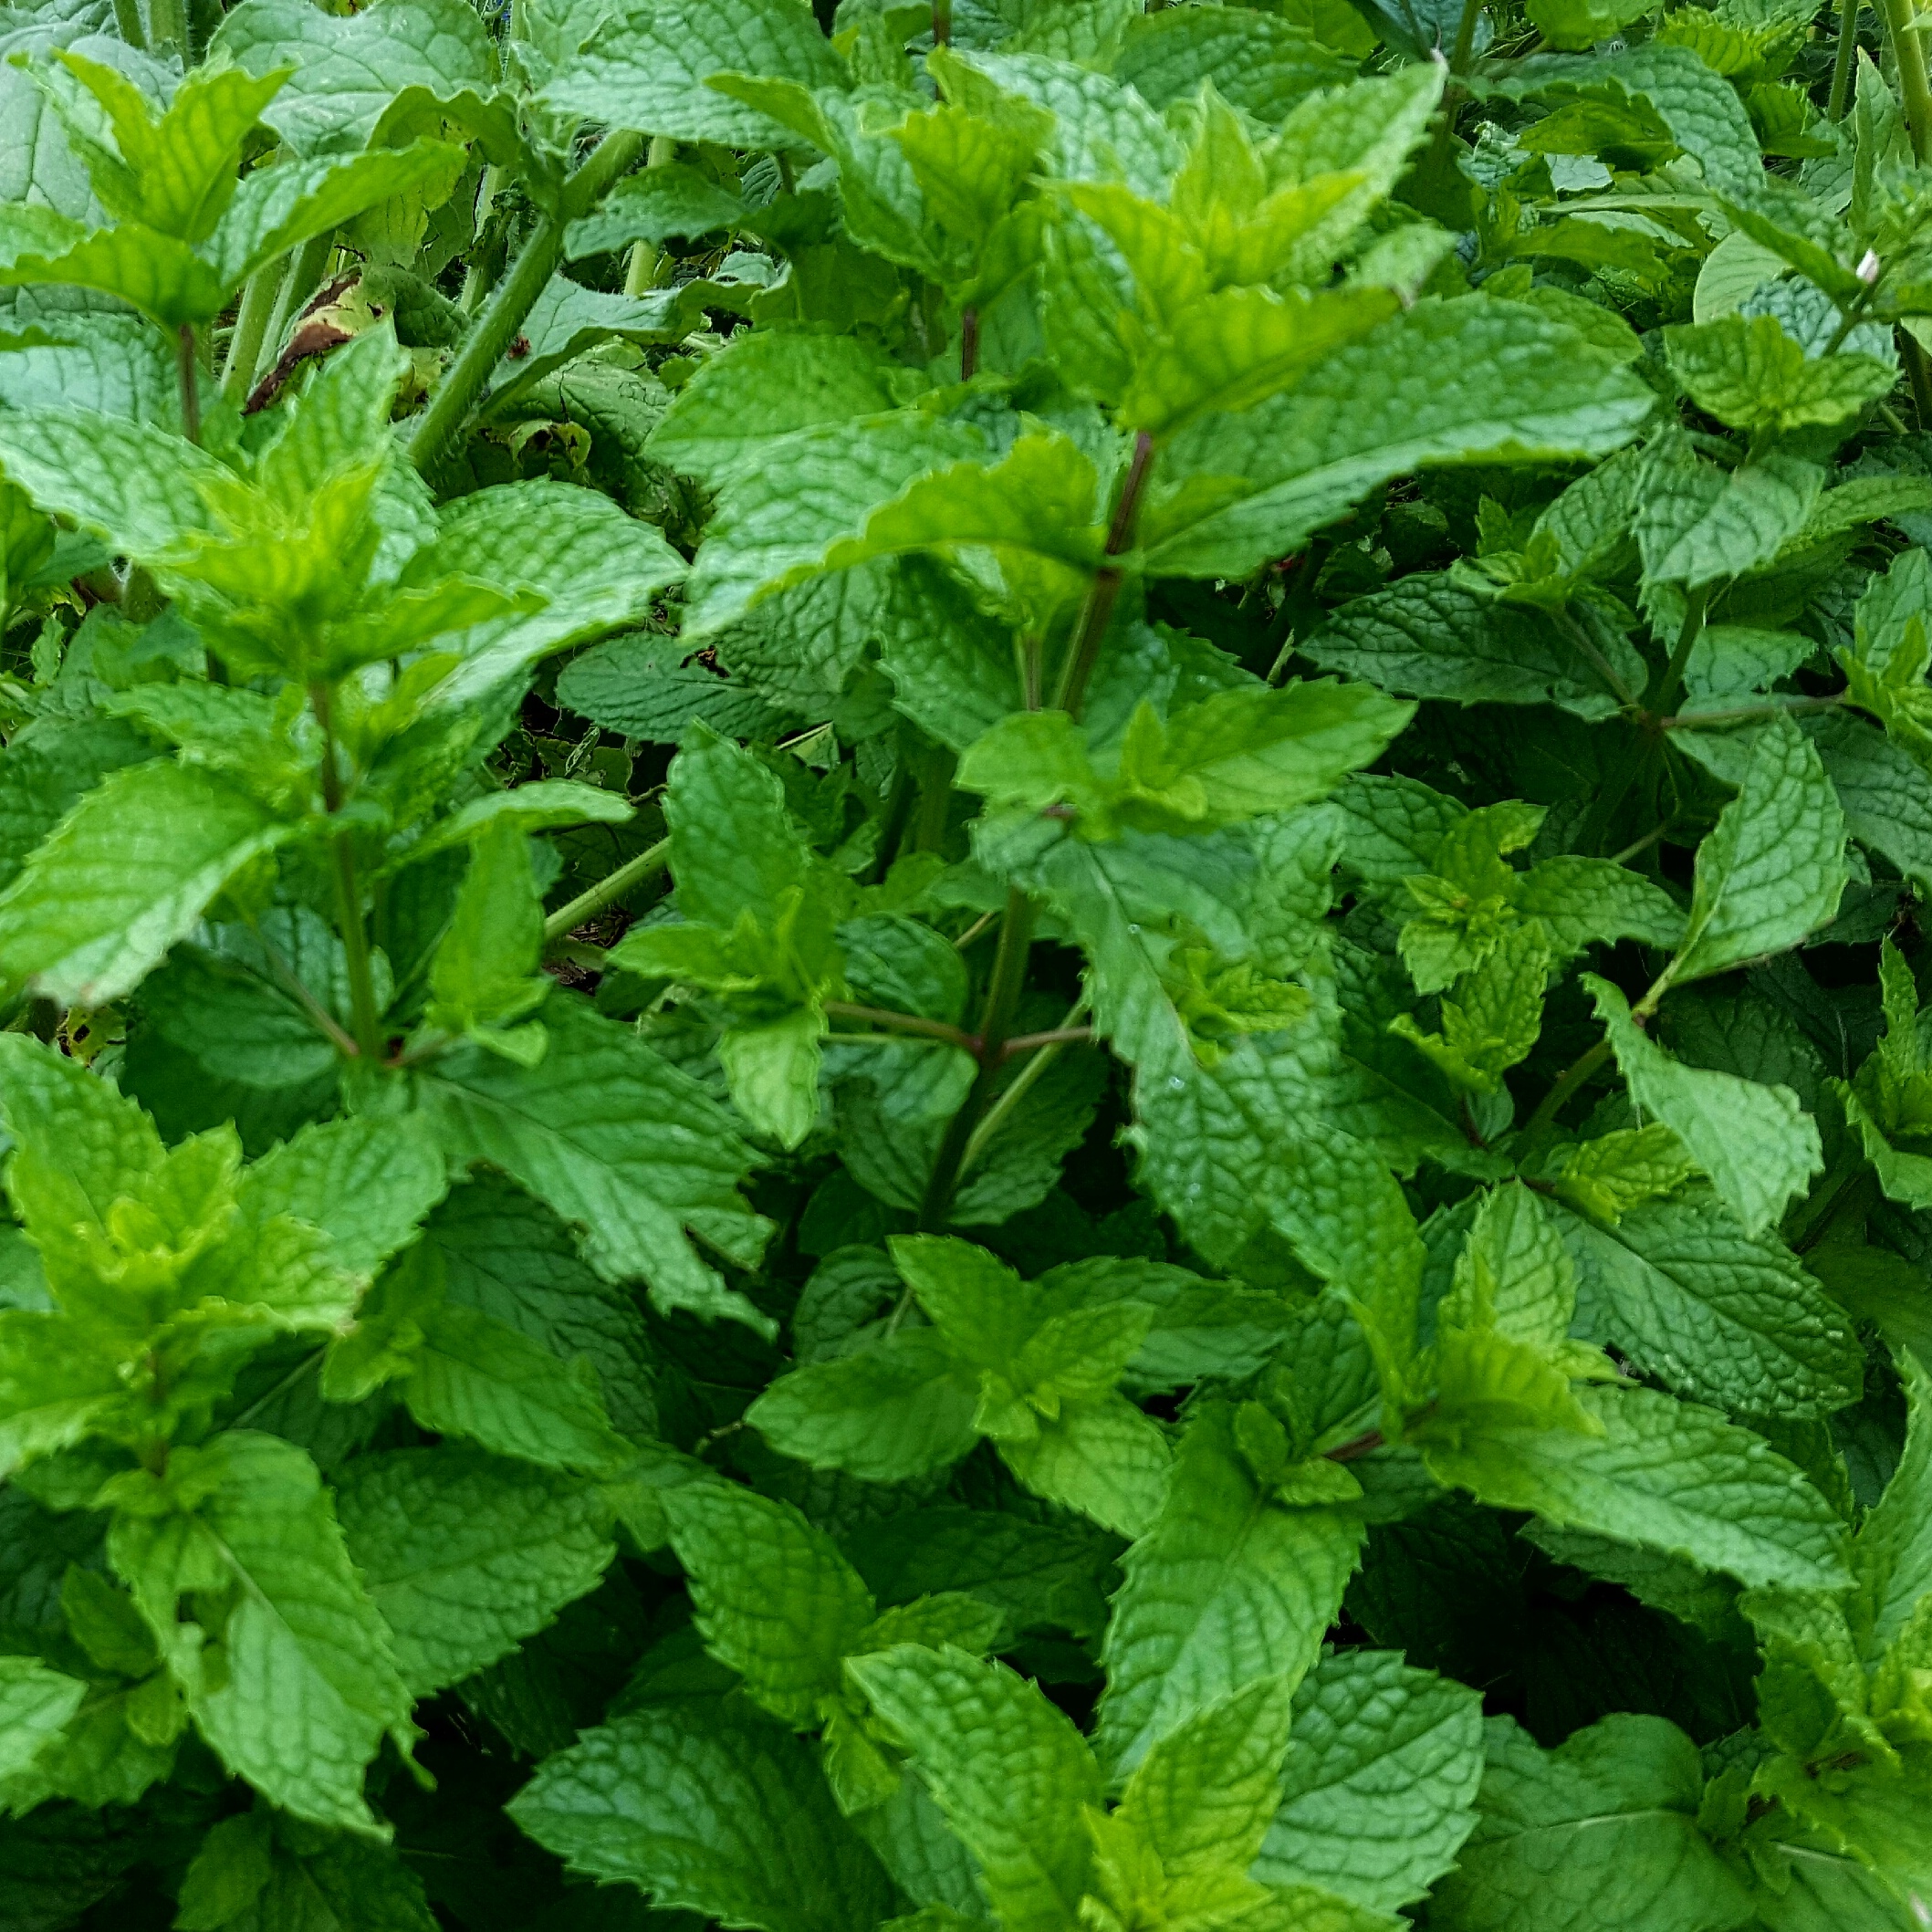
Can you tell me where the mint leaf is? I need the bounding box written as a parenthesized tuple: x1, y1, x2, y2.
(1427, 1713, 1751, 1932)
(336, 1446, 615, 1697)
(107, 1431, 413, 1835)
(1096, 1400, 1363, 1777)
(508, 1700, 895, 1932)
(1588, 975, 1822, 1238)
(1253, 1650, 1484, 1913)
(848, 1643, 1102, 1932)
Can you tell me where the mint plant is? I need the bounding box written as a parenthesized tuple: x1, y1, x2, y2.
(6, 0, 1932, 1925)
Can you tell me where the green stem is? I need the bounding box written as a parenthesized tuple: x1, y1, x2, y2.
(1577, 586, 1707, 854)
(1881, 0, 1932, 157)
(309, 683, 382, 1060)
(330, 835, 383, 1060)
(1426, 0, 1486, 166)
(961, 1000, 1088, 1179)
(542, 835, 670, 942)
(1904, 332, 1932, 428)
(222, 256, 287, 403)
(823, 1001, 975, 1050)
(919, 889, 1037, 1229)
(1520, 1037, 1613, 1147)
(459, 165, 506, 314)
(410, 130, 644, 473)
(111, 0, 145, 47)
(147, 0, 185, 55)
(623, 136, 679, 297)
(176, 324, 202, 444)
(1830, 0, 1862, 119)
(1051, 430, 1155, 715)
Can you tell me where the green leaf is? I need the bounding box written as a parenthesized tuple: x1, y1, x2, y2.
(1420, 1384, 1852, 1592)
(565, 161, 749, 257)
(682, 413, 987, 635)
(649, 331, 928, 487)
(508, 1699, 895, 1932)
(425, 819, 548, 1057)
(213, 0, 505, 157)
(0, 1655, 87, 1781)
(1140, 300, 1655, 580)
(1112, 5, 1352, 119)
(663, 1482, 874, 1728)
(399, 1269, 636, 1476)
(538, 0, 851, 148)
(335, 1446, 615, 1697)
(174, 1813, 439, 1932)
(240, 1115, 448, 1280)
(1634, 434, 1823, 590)
(1426, 1713, 1752, 1932)
(1115, 1675, 1297, 1881)
(417, 994, 771, 1332)
(422, 1174, 659, 1439)
(747, 1331, 983, 1484)
(1252, 1649, 1484, 1913)
(1557, 1188, 1864, 1418)
(107, 1431, 413, 1835)
(848, 1643, 1102, 1932)
(0, 757, 295, 1009)
(1666, 713, 1849, 989)
(1587, 975, 1822, 1238)
(1665, 314, 1896, 434)
(1304, 575, 1641, 721)
(1096, 1400, 1363, 1777)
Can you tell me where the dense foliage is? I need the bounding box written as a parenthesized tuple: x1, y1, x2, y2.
(10, 0, 1932, 1923)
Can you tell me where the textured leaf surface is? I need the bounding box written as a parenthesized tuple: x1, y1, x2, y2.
(336, 1446, 615, 1697)
(1096, 1402, 1363, 1776)
(509, 1700, 894, 1932)
(1253, 1650, 1484, 1912)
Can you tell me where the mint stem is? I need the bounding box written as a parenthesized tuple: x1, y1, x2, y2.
(1052, 429, 1155, 715)
(222, 256, 287, 403)
(410, 130, 645, 474)
(919, 888, 1038, 1229)
(175, 324, 201, 444)
(543, 835, 671, 943)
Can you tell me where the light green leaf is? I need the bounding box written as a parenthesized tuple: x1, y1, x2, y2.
(663, 1482, 874, 1728)
(0, 1654, 87, 1781)
(1588, 975, 1821, 1238)
(1096, 1400, 1363, 1777)
(1667, 712, 1849, 989)
(508, 1699, 895, 1932)
(1253, 1649, 1484, 1913)
(238, 1115, 449, 1279)
(108, 1431, 413, 1835)
(0, 759, 298, 1009)
(1421, 1384, 1851, 1592)
(848, 1643, 1102, 1932)
(336, 1446, 615, 1697)
(1117, 1675, 1298, 1881)
(997, 1394, 1171, 1539)
(1427, 1713, 1751, 1932)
